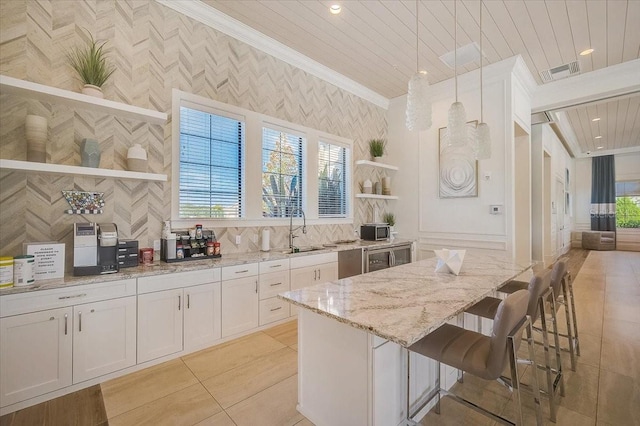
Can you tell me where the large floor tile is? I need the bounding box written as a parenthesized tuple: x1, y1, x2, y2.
(605, 275, 640, 296)
(603, 293, 640, 323)
(226, 375, 303, 426)
(597, 369, 640, 426)
(194, 411, 236, 426)
(203, 347, 298, 408)
(602, 318, 640, 342)
(294, 419, 315, 426)
(263, 320, 298, 346)
(182, 332, 286, 381)
(101, 359, 199, 419)
(0, 399, 47, 426)
(108, 383, 222, 426)
(499, 397, 596, 426)
(600, 336, 640, 380)
(46, 384, 108, 426)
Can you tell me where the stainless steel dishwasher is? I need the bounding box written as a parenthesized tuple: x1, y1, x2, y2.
(338, 248, 363, 278)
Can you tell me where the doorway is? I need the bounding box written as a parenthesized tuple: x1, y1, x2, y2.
(514, 123, 531, 265)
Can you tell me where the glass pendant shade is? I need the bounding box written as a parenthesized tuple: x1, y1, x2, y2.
(475, 122, 491, 160)
(447, 101, 467, 146)
(406, 72, 432, 131)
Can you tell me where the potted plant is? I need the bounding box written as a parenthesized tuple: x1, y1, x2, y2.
(67, 30, 116, 98)
(369, 138, 387, 162)
(383, 212, 395, 230)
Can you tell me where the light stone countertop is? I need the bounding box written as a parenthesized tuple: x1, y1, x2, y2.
(278, 252, 532, 348)
(0, 239, 413, 296)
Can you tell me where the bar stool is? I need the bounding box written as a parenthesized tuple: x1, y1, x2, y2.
(500, 261, 580, 371)
(465, 269, 564, 422)
(406, 290, 543, 426)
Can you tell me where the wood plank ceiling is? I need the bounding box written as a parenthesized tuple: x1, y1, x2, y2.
(202, 0, 640, 154)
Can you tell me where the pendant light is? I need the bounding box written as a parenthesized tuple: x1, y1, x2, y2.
(447, 0, 468, 146)
(405, 0, 432, 131)
(475, 0, 491, 160)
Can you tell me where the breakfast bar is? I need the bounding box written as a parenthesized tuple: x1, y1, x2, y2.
(279, 252, 532, 426)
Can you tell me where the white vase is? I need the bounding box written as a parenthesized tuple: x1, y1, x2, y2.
(127, 143, 148, 172)
(82, 84, 104, 98)
(373, 155, 384, 163)
(25, 114, 48, 163)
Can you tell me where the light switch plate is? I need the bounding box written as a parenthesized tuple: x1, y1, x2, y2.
(235, 235, 242, 244)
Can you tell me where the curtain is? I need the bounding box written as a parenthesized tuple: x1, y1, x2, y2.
(591, 155, 616, 231)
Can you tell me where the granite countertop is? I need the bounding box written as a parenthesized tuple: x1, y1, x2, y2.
(278, 252, 531, 348)
(0, 239, 414, 296)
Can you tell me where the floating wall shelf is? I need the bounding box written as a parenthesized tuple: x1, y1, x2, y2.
(0, 75, 167, 125)
(0, 159, 167, 182)
(355, 160, 399, 171)
(355, 194, 399, 200)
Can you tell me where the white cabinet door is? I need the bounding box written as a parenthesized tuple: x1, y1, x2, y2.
(72, 296, 137, 383)
(137, 289, 183, 363)
(317, 262, 338, 284)
(0, 307, 73, 407)
(184, 283, 222, 351)
(221, 276, 259, 338)
(290, 261, 338, 316)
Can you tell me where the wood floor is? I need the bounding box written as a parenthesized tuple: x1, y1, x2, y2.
(1, 248, 638, 426)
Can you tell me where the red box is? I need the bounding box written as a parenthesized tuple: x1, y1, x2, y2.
(139, 248, 154, 265)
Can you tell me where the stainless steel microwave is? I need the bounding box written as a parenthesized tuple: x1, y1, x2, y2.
(360, 224, 391, 241)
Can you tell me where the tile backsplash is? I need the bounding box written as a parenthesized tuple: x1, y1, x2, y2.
(0, 0, 389, 269)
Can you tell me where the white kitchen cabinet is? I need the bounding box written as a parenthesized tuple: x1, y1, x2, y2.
(0, 307, 73, 407)
(221, 276, 259, 337)
(184, 283, 222, 351)
(290, 253, 338, 316)
(137, 269, 222, 362)
(72, 296, 137, 383)
(373, 340, 405, 425)
(137, 288, 184, 363)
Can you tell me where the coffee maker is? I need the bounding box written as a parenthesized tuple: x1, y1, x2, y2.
(73, 223, 119, 276)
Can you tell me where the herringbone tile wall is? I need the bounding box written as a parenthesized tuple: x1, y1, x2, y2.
(0, 0, 389, 268)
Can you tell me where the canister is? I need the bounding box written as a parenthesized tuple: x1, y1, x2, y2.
(0, 256, 14, 288)
(13, 255, 35, 286)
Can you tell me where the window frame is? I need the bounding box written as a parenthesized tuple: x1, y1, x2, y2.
(615, 179, 640, 229)
(171, 89, 353, 228)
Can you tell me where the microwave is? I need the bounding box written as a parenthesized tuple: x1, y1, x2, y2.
(360, 224, 391, 241)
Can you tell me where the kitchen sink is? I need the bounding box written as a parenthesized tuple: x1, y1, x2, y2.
(280, 246, 326, 254)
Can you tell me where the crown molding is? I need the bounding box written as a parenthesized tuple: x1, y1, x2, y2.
(155, 0, 390, 110)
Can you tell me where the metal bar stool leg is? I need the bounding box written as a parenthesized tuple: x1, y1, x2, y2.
(525, 318, 544, 426)
(561, 276, 577, 371)
(567, 273, 581, 356)
(539, 297, 558, 422)
(548, 294, 565, 397)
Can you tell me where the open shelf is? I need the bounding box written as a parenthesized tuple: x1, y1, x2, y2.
(355, 193, 398, 200)
(0, 159, 167, 182)
(0, 75, 167, 125)
(355, 160, 398, 171)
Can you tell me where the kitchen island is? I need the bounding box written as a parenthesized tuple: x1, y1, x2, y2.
(279, 252, 532, 426)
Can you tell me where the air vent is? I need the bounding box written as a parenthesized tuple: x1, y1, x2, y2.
(540, 61, 581, 83)
(439, 42, 482, 69)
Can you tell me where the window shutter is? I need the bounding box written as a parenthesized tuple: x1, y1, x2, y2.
(318, 141, 348, 217)
(179, 107, 243, 218)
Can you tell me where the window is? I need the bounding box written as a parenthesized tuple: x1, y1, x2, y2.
(318, 141, 349, 217)
(616, 180, 640, 228)
(262, 127, 304, 217)
(179, 106, 244, 218)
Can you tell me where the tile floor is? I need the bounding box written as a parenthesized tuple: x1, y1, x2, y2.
(1, 249, 638, 426)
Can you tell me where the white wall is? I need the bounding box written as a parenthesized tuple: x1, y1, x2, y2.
(387, 56, 536, 259)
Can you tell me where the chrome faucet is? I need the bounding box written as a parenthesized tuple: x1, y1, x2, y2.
(289, 207, 307, 250)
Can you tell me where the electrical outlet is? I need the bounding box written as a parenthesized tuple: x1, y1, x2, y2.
(235, 235, 242, 245)
(153, 239, 161, 251)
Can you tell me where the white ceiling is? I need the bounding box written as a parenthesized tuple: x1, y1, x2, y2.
(200, 0, 640, 154)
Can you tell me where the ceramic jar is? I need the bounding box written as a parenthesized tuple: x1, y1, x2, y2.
(127, 144, 148, 172)
(80, 138, 101, 168)
(82, 84, 104, 98)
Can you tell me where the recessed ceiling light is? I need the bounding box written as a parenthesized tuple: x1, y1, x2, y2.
(419, 70, 428, 75)
(595, 136, 603, 139)
(330, 4, 341, 14)
(597, 146, 603, 150)
(580, 48, 594, 56)
(592, 117, 601, 122)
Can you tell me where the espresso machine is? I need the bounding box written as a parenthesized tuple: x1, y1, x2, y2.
(73, 223, 119, 276)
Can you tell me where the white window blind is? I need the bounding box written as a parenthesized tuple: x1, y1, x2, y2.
(318, 141, 348, 217)
(179, 106, 243, 218)
(262, 127, 304, 217)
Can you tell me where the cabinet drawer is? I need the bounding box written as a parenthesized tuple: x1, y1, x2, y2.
(137, 269, 220, 294)
(259, 297, 290, 326)
(222, 263, 259, 280)
(259, 259, 290, 274)
(259, 271, 290, 300)
(0, 279, 136, 318)
(290, 252, 338, 269)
